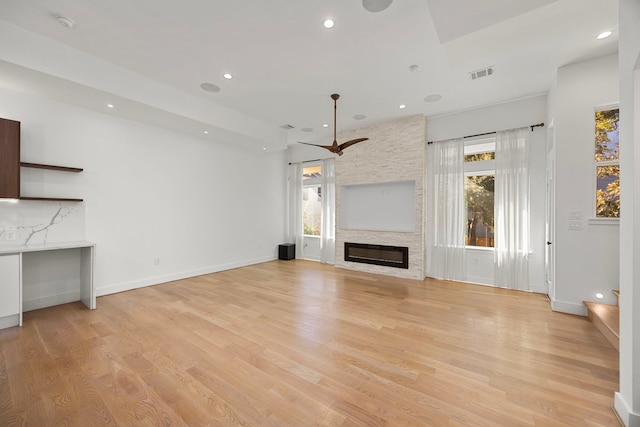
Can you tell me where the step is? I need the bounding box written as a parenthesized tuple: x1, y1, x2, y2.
(612, 289, 620, 307)
(583, 301, 619, 351)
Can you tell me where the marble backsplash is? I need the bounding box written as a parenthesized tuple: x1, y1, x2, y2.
(0, 200, 85, 246)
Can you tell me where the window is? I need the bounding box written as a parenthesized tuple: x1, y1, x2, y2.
(464, 139, 495, 248)
(302, 164, 322, 236)
(594, 107, 620, 218)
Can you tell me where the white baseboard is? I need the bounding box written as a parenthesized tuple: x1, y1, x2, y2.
(96, 255, 276, 297)
(0, 314, 19, 329)
(550, 299, 587, 316)
(23, 290, 81, 312)
(615, 392, 640, 427)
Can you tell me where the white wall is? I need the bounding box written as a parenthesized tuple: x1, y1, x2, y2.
(551, 54, 620, 315)
(426, 95, 548, 292)
(0, 87, 288, 296)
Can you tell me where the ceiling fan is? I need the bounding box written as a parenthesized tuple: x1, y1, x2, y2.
(298, 94, 368, 156)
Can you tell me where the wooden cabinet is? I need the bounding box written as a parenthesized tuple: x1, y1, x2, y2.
(0, 118, 20, 199)
(0, 254, 21, 329)
(0, 118, 83, 201)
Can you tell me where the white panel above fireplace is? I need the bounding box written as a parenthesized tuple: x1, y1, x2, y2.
(340, 180, 415, 232)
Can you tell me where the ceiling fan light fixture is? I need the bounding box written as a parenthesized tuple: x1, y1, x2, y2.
(362, 0, 393, 13)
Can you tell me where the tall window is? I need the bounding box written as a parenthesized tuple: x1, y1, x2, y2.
(594, 107, 620, 218)
(302, 164, 322, 236)
(464, 140, 495, 247)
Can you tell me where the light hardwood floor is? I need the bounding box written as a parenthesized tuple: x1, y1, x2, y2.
(0, 260, 620, 426)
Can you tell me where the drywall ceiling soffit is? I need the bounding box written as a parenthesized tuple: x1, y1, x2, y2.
(0, 0, 620, 149)
(439, 0, 619, 68)
(0, 60, 275, 151)
(425, 0, 559, 44)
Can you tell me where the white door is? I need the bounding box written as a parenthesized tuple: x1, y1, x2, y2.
(545, 140, 556, 300)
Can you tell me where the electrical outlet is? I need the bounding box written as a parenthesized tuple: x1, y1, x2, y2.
(568, 220, 582, 230)
(5, 229, 17, 241)
(153, 258, 160, 265)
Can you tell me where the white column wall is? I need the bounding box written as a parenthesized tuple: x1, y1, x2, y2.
(616, 0, 640, 424)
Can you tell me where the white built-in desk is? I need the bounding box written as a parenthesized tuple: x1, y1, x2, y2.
(0, 241, 95, 330)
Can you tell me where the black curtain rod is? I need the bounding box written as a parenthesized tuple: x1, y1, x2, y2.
(288, 158, 322, 165)
(427, 122, 544, 144)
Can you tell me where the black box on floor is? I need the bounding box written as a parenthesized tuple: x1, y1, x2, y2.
(278, 243, 295, 260)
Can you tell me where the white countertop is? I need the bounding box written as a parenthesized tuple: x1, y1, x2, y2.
(0, 240, 94, 255)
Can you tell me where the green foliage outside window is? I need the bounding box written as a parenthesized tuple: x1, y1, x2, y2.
(595, 109, 620, 218)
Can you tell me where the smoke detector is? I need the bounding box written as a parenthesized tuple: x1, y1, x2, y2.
(469, 66, 495, 81)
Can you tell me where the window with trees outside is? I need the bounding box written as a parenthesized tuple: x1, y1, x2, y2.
(594, 107, 620, 218)
(302, 164, 322, 236)
(464, 139, 495, 248)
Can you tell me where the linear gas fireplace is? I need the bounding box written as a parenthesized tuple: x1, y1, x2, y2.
(344, 242, 409, 269)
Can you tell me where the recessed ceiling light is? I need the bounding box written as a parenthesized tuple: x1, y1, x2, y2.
(353, 114, 367, 120)
(424, 94, 443, 103)
(56, 16, 75, 28)
(399, 104, 406, 109)
(223, 73, 233, 80)
(203, 130, 209, 134)
(409, 64, 420, 72)
(262, 147, 267, 151)
(107, 104, 114, 108)
(595, 292, 605, 299)
(323, 19, 335, 29)
(200, 82, 221, 93)
(597, 31, 612, 40)
(322, 123, 329, 128)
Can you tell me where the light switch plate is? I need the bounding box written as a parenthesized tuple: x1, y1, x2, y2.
(569, 210, 582, 220)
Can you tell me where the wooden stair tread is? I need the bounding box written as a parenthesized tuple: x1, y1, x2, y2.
(583, 301, 619, 351)
(583, 302, 620, 336)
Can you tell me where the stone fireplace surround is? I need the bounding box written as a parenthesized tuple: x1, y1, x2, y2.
(334, 115, 426, 280)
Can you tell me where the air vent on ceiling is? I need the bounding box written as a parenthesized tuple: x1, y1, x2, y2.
(469, 66, 494, 81)
(280, 124, 295, 130)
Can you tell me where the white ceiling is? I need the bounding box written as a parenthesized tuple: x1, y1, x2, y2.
(0, 0, 619, 151)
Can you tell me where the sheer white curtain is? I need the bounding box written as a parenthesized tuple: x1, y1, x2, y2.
(494, 128, 530, 290)
(320, 159, 336, 264)
(426, 138, 467, 281)
(288, 163, 304, 259)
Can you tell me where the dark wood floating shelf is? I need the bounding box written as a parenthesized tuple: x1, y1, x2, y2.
(20, 162, 84, 173)
(20, 197, 84, 202)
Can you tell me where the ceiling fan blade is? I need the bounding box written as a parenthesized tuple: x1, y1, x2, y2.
(338, 137, 369, 150)
(298, 141, 342, 155)
(298, 141, 335, 150)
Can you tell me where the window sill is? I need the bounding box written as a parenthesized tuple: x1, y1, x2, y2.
(587, 218, 620, 226)
(465, 246, 494, 252)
